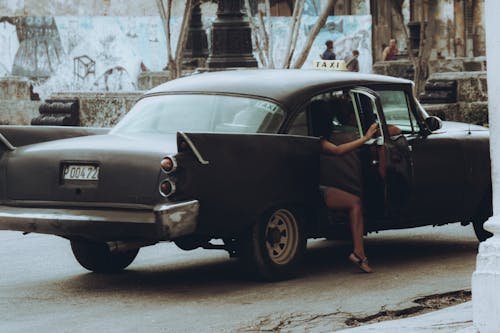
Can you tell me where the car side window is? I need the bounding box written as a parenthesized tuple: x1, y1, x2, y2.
(377, 90, 418, 134)
(309, 90, 362, 143)
(288, 111, 308, 136)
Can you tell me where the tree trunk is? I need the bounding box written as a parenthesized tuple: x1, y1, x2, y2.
(258, 10, 270, 68)
(173, 0, 195, 79)
(156, 0, 194, 79)
(282, 0, 305, 68)
(292, 0, 335, 68)
(391, 0, 436, 96)
(244, 0, 266, 67)
(156, 0, 176, 75)
(265, 0, 274, 68)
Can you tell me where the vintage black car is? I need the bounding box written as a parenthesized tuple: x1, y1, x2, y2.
(0, 69, 491, 280)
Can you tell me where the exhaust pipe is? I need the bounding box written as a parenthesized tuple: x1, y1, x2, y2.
(107, 240, 157, 252)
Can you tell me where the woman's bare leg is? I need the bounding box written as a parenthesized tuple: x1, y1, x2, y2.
(323, 187, 366, 259)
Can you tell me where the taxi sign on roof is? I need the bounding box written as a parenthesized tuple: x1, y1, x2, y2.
(313, 59, 347, 71)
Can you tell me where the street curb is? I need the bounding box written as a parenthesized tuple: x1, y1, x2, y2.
(335, 302, 474, 333)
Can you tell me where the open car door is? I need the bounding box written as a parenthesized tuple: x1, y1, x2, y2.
(348, 87, 414, 222)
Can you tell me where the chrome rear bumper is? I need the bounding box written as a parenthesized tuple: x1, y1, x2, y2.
(0, 200, 199, 241)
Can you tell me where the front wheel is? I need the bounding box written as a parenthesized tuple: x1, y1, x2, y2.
(70, 240, 139, 273)
(473, 192, 493, 242)
(473, 220, 493, 242)
(241, 207, 306, 281)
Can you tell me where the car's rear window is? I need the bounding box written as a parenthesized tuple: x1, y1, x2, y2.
(111, 94, 285, 135)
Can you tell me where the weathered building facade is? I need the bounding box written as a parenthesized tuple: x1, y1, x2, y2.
(0, 0, 488, 126)
(370, 0, 485, 61)
(2, 0, 486, 70)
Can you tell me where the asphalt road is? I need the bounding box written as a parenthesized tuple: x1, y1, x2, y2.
(0, 223, 479, 333)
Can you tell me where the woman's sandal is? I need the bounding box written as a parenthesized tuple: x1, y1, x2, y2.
(349, 253, 373, 273)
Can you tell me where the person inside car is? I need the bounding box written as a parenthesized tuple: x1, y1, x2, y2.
(312, 99, 379, 273)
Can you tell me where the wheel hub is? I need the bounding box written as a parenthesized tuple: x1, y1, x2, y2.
(264, 209, 299, 265)
(267, 227, 282, 245)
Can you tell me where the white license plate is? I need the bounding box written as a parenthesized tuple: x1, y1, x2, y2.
(63, 165, 99, 181)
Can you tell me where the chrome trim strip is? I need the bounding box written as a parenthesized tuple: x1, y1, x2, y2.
(0, 133, 15, 151)
(3, 200, 154, 210)
(178, 132, 209, 165)
(0, 206, 155, 225)
(0, 200, 199, 241)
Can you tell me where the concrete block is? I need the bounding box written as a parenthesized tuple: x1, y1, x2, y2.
(461, 102, 489, 126)
(0, 100, 42, 125)
(422, 102, 488, 126)
(0, 77, 32, 101)
(372, 60, 414, 80)
(422, 103, 460, 121)
(50, 91, 143, 127)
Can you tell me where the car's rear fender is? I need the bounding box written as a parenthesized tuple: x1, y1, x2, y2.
(166, 132, 320, 236)
(0, 125, 110, 148)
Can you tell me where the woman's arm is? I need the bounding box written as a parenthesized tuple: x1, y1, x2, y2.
(387, 124, 402, 136)
(321, 123, 378, 155)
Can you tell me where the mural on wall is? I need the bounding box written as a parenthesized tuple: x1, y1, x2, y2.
(271, 15, 372, 72)
(303, 0, 369, 16)
(0, 18, 18, 77)
(0, 15, 372, 99)
(37, 16, 176, 99)
(0, 16, 65, 78)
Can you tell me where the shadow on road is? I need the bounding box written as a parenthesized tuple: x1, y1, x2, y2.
(302, 235, 478, 275)
(47, 230, 478, 300)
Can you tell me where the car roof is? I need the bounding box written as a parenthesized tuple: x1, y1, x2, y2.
(145, 69, 413, 111)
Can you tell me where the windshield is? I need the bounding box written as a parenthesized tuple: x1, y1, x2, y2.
(376, 90, 419, 134)
(111, 94, 286, 135)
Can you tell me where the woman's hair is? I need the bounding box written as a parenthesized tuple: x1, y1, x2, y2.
(310, 100, 334, 138)
(336, 99, 355, 126)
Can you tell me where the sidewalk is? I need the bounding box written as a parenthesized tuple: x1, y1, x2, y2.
(336, 302, 477, 333)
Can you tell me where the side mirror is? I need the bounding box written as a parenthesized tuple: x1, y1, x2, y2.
(425, 116, 442, 132)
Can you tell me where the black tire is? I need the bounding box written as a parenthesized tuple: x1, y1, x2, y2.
(70, 240, 139, 273)
(472, 192, 493, 242)
(241, 207, 306, 281)
(473, 220, 492, 242)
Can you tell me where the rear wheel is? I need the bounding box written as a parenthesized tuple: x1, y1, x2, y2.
(70, 240, 139, 273)
(241, 207, 306, 281)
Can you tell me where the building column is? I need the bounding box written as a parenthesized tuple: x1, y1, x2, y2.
(472, 1, 500, 332)
(454, 0, 466, 57)
(206, 0, 258, 68)
(472, 0, 486, 56)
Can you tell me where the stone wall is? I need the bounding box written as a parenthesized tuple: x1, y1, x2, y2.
(49, 91, 143, 127)
(373, 59, 488, 126)
(0, 77, 41, 125)
(428, 56, 487, 74)
(421, 71, 488, 126)
(372, 60, 414, 80)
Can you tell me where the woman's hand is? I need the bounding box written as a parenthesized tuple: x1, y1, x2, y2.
(363, 122, 379, 141)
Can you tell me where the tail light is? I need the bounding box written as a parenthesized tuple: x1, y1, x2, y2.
(159, 179, 176, 197)
(161, 156, 177, 173)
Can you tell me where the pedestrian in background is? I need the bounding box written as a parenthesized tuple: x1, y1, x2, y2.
(321, 40, 336, 60)
(382, 38, 399, 61)
(346, 50, 359, 72)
